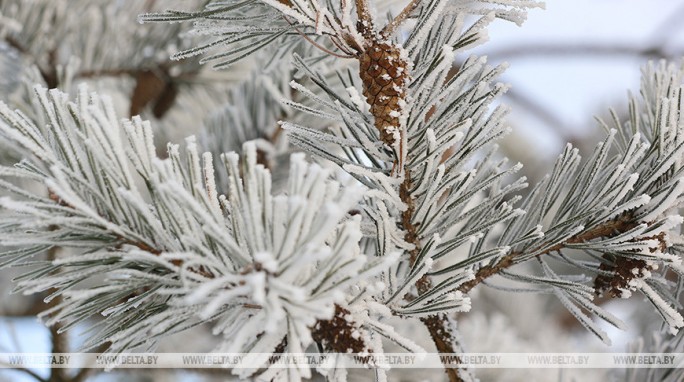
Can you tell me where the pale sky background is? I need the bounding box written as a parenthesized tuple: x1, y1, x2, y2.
(473, 0, 684, 157)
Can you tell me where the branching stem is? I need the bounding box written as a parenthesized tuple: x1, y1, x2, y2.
(46, 247, 68, 382)
(381, 0, 421, 37)
(401, 155, 462, 382)
(458, 215, 639, 294)
(355, 0, 374, 37)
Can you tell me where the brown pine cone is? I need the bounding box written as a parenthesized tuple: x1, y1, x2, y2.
(594, 255, 653, 298)
(359, 38, 410, 146)
(311, 305, 369, 354)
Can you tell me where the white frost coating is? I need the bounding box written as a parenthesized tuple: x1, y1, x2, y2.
(386, 258, 434, 304)
(603, 194, 651, 222)
(604, 173, 640, 210)
(0, 196, 42, 215)
(406, 0, 451, 53)
(426, 128, 437, 153)
(658, 215, 684, 231)
(342, 163, 406, 210)
(261, 0, 316, 28)
(202, 152, 222, 217)
(638, 281, 684, 334)
(468, 232, 484, 243)
(288, 80, 334, 109)
(365, 318, 427, 354)
(366, 300, 393, 317)
(0, 84, 412, 367)
(413, 164, 446, 223)
(639, 179, 684, 221)
(555, 287, 611, 346)
(254, 251, 279, 273)
(636, 144, 684, 195)
(1, 5, 684, 380)
(442, 44, 455, 65)
(346, 86, 367, 111)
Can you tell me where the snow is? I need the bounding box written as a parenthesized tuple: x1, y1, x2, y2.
(639, 179, 684, 221)
(254, 251, 279, 273)
(638, 281, 684, 334)
(346, 86, 367, 111)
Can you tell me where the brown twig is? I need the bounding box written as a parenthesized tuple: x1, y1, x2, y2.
(46, 247, 68, 382)
(402, 189, 463, 381)
(381, 0, 421, 38)
(283, 16, 356, 59)
(458, 215, 639, 294)
(355, 0, 374, 37)
(413, 216, 640, 382)
(401, 160, 462, 382)
(4, 35, 28, 55)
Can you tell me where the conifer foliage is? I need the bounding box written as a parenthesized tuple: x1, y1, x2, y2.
(0, 0, 683, 381)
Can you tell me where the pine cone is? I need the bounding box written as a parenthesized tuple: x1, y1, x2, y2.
(359, 38, 410, 146)
(311, 305, 368, 353)
(594, 255, 653, 298)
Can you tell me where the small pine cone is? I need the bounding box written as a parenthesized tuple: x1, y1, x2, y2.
(359, 38, 410, 146)
(311, 305, 369, 354)
(594, 255, 653, 298)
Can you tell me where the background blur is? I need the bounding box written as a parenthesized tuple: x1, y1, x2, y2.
(476, 0, 684, 182)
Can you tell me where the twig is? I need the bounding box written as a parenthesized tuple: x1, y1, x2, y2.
(355, 0, 374, 37)
(4, 35, 28, 55)
(401, 161, 462, 382)
(283, 16, 355, 58)
(46, 247, 68, 382)
(420, 315, 464, 382)
(458, 215, 638, 294)
(381, 0, 421, 38)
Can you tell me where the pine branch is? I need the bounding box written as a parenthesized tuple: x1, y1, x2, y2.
(44, 246, 69, 382)
(421, 315, 463, 382)
(459, 214, 640, 294)
(280, 6, 545, 377)
(2, 2, 683, 382)
(0, 85, 404, 376)
(398, 167, 460, 380)
(399, 167, 461, 381)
